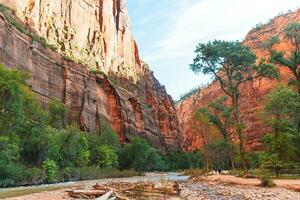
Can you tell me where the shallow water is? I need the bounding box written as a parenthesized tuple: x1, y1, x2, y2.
(0, 172, 189, 199)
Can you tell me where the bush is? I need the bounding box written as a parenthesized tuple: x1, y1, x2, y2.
(259, 176, 276, 187)
(42, 160, 57, 183)
(94, 145, 118, 168)
(184, 168, 206, 179)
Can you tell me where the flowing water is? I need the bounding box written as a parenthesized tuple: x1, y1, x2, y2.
(0, 172, 189, 199)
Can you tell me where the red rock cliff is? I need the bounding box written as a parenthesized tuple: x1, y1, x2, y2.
(0, 0, 180, 151)
(176, 9, 300, 151)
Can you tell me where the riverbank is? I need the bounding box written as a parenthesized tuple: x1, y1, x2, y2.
(2, 173, 300, 199)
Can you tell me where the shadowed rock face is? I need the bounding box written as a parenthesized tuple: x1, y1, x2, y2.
(176, 9, 300, 152)
(0, 0, 180, 151)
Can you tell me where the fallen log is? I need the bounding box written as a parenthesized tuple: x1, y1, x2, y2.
(67, 189, 106, 198)
(96, 190, 113, 200)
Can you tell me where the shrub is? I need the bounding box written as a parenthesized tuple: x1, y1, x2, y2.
(259, 176, 276, 187)
(94, 145, 118, 168)
(42, 159, 57, 183)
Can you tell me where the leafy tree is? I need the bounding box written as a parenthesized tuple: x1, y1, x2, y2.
(190, 40, 279, 174)
(60, 125, 90, 167)
(196, 96, 236, 169)
(261, 85, 300, 176)
(92, 145, 118, 168)
(0, 64, 28, 134)
(48, 99, 66, 129)
(260, 133, 296, 177)
(0, 134, 22, 181)
(42, 159, 57, 183)
(264, 22, 300, 94)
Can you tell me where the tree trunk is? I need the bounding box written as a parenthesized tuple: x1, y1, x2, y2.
(232, 94, 247, 175)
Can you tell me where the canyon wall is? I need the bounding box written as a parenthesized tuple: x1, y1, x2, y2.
(177, 9, 300, 151)
(1, 0, 143, 81)
(0, 0, 180, 151)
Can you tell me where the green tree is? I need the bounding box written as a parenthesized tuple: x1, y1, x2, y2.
(261, 85, 300, 176)
(42, 159, 57, 183)
(93, 145, 118, 168)
(196, 96, 236, 169)
(48, 99, 66, 129)
(0, 134, 22, 181)
(0, 64, 28, 134)
(190, 40, 279, 174)
(264, 22, 300, 94)
(60, 125, 90, 167)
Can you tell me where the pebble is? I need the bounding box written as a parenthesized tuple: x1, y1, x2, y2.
(179, 182, 300, 200)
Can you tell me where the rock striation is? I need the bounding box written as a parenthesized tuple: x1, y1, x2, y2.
(0, 0, 180, 151)
(176, 9, 300, 151)
(1, 0, 143, 81)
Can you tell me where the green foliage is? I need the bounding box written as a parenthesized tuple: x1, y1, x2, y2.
(259, 176, 275, 187)
(0, 64, 28, 134)
(93, 145, 118, 168)
(265, 22, 300, 93)
(119, 137, 155, 171)
(204, 139, 236, 170)
(42, 160, 57, 183)
(164, 150, 204, 170)
(0, 3, 57, 50)
(48, 99, 66, 129)
(0, 135, 22, 182)
(60, 125, 90, 168)
(260, 133, 297, 176)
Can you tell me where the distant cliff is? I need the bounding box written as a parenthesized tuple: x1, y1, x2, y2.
(0, 0, 180, 151)
(176, 9, 300, 151)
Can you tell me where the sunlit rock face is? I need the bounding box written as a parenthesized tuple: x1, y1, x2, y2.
(0, 0, 180, 151)
(176, 9, 300, 151)
(1, 0, 143, 81)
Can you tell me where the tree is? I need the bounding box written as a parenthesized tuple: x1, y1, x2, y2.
(48, 99, 67, 129)
(60, 125, 90, 167)
(261, 85, 300, 176)
(264, 22, 300, 94)
(190, 40, 279, 174)
(0, 64, 29, 134)
(92, 145, 118, 168)
(196, 96, 236, 169)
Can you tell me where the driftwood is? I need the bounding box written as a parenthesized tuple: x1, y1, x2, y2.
(67, 181, 180, 199)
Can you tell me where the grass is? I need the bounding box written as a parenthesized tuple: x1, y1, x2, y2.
(184, 168, 206, 179)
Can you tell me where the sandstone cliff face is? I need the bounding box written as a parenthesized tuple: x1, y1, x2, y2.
(1, 0, 143, 81)
(0, 1, 180, 151)
(177, 9, 300, 151)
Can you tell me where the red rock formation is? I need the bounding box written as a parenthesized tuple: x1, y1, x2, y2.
(0, 1, 180, 151)
(177, 9, 300, 151)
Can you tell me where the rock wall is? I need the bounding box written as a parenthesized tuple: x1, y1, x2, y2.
(1, 0, 144, 81)
(0, 1, 180, 151)
(176, 9, 300, 151)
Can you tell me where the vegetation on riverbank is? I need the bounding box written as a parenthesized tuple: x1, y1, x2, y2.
(0, 64, 204, 188)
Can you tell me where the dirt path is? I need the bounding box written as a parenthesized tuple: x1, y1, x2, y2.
(203, 175, 300, 187)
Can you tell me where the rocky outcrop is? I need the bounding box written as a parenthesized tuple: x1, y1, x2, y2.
(177, 9, 300, 151)
(1, 0, 143, 81)
(0, 0, 180, 151)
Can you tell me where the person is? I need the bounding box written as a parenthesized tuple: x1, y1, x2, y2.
(218, 168, 222, 175)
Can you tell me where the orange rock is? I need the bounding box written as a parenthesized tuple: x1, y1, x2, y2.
(176, 9, 300, 151)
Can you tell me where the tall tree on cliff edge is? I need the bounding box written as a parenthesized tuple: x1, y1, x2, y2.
(264, 22, 300, 94)
(190, 40, 279, 174)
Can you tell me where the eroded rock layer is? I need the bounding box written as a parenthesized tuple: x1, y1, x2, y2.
(1, 0, 144, 81)
(0, 1, 180, 151)
(176, 9, 300, 151)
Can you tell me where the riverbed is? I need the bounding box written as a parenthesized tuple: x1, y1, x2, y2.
(0, 172, 188, 199)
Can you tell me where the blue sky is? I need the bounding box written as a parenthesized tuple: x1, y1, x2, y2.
(127, 0, 299, 100)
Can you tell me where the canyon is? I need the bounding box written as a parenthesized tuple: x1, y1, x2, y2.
(176, 9, 300, 151)
(0, 0, 179, 151)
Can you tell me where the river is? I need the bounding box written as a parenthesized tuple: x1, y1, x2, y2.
(0, 172, 189, 199)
